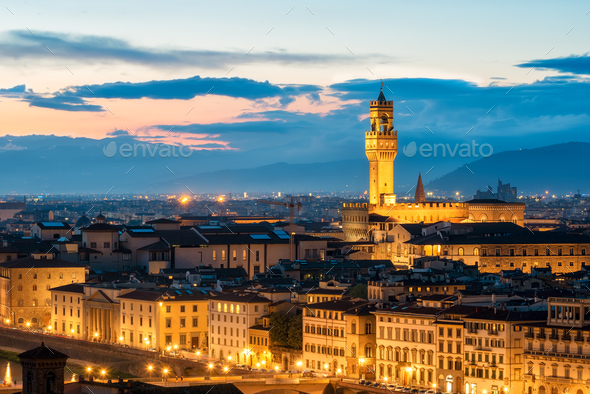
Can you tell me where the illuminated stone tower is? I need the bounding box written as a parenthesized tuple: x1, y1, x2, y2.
(365, 83, 397, 207)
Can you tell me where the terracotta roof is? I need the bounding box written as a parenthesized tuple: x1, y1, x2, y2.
(49, 283, 85, 294)
(0, 256, 88, 269)
(18, 342, 68, 360)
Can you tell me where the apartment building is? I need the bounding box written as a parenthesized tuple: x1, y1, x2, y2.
(522, 297, 590, 394)
(50, 284, 85, 338)
(118, 289, 210, 351)
(208, 293, 271, 364)
(463, 309, 545, 394)
(373, 306, 442, 389)
(302, 298, 371, 377)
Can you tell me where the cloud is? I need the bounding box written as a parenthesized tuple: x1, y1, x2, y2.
(0, 30, 367, 69)
(516, 54, 590, 75)
(0, 84, 27, 98)
(23, 93, 104, 112)
(16, 75, 321, 112)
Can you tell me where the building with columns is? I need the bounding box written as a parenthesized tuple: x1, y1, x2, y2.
(82, 286, 123, 343)
(341, 86, 525, 243)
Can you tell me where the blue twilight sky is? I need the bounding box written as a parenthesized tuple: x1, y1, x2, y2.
(0, 0, 589, 184)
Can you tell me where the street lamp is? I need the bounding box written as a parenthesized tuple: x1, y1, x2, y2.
(208, 363, 213, 380)
(148, 365, 153, 382)
(86, 367, 92, 380)
(162, 368, 169, 383)
(100, 370, 106, 382)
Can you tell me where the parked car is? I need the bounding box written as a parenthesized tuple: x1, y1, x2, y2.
(395, 386, 405, 391)
(359, 380, 365, 385)
(364, 381, 372, 386)
(401, 388, 412, 393)
(372, 382, 380, 388)
(410, 389, 419, 394)
(418, 390, 428, 394)
(235, 364, 250, 370)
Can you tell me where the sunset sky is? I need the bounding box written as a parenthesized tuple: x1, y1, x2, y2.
(1, 0, 589, 173)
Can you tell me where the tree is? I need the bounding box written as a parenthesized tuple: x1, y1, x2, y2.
(348, 283, 368, 299)
(269, 313, 303, 350)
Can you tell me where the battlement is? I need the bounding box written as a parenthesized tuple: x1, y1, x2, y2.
(343, 202, 369, 209)
(370, 100, 393, 106)
(365, 130, 397, 137)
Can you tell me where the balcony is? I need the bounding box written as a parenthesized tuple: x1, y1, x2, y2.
(575, 336, 585, 343)
(537, 333, 546, 339)
(549, 334, 559, 340)
(525, 332, 535, 338)
(562, 334, 571, 341)
(488, 330, 498, 336)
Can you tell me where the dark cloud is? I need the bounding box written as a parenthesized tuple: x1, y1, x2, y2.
(0, 84, 26, 95)
(17, 75, 321, 112)
(24, 93, 104, 112)
(516, 54, 590, 75)
(0, 30, 367, 69)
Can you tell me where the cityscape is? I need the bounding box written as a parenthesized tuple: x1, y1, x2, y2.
(1, 2, 590, 394)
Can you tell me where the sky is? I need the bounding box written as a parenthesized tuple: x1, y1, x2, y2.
(0, 0, 590, 187)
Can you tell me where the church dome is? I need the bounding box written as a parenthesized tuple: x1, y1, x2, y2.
(74, 215, 91, 229)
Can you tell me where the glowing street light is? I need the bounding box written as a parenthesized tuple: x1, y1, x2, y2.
(148, 365, 153, 382)
(26, 322, 30, 327)
(86, 367, 92, 379)
(162, 368, 169, 382)
(100, 370, 106, 382)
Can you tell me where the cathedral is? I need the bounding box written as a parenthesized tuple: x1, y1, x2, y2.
(342, 84, 525, 242)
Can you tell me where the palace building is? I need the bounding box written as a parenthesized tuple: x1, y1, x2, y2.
(342, 85, 525, 243)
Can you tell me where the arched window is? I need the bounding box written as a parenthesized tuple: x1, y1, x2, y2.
(351, 322, 356, 334)
(365, 345, 372, 358)
(217, 303, 221, 312)
(366, 322, 372, 334)
(351, 344, 356, 357)
(45, 299, 51, 306)
(18, 318, 24, 323)
(512, 217, 518, 224)
(223, 303, 227, 312)
(480, 214, 487, 223)
(18, 285, 22, 291)
(17, 299, 23, 307)
(53, 233, 60, 239)
(32, 299, 38, 307)
(551, 387, 558, 394)
(474, 247, 480, 256)
(31, 317, 38, 324)
(33, 285, 37, 291)
(458, 247, 464, 256)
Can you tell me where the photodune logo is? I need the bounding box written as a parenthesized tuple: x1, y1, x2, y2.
(103, 142, 193, 158)
(402, 141, 493, 158)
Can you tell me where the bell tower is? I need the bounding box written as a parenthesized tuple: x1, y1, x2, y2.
(365, 83, 397, 206)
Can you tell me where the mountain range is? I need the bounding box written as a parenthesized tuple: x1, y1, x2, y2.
(0, 135, 586, 196)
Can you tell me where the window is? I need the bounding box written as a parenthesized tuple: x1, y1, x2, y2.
(166, 306, 171, 313)
(180, 305, 185, 313)
(166, 318, 171, 328)
(193, 305, 198, 312)
(193, 318, 198, 327)
(242, 250, 247, 260)
(232, 250, 237, 261)
(351, 322, 356, 334)
(180, 334, 186, 345)
(32, 285, 37, 291)
(90, 242, 97, 248)
(213, 250, 217, 260)
(104, 242, 110, 248)
(180, 318, 186, 328)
